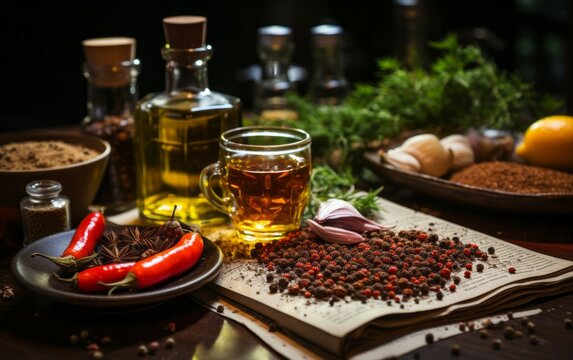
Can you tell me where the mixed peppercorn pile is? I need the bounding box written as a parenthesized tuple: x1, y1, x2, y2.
(251, 229, 492, 304)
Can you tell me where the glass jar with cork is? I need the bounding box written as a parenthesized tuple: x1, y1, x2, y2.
(134, 16, 241, 226)
(81, 37, 140, 214)
(20, 180, 70, 246)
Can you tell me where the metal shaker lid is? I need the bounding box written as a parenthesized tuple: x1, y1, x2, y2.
(311, 25, 344, 47)
(257, 26, 292, 48)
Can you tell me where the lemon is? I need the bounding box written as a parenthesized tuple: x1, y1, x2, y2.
(515, 115, 573, 171)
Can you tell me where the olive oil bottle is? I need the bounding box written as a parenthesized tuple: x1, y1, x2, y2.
(134, 16, 241, 225)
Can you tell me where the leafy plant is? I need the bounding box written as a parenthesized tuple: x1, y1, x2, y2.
(252, 35, 561, 218)
(285, 34, 561, 167)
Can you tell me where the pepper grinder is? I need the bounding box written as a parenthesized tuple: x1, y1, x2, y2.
(81, 37, 140, 214)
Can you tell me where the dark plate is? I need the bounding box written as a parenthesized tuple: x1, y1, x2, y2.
(364, 151, 573, 213)
(11, 229, 223, 307)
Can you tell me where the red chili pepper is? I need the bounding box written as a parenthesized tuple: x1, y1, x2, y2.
(32, 212, 106, 271)
(101, 232, 204, 294)
(55, 262, 135, 293)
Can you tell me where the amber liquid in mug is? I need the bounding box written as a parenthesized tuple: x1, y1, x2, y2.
(226, 154, 311, 240)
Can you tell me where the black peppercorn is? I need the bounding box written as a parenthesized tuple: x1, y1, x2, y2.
(526, 321, 536, 334)
(503, 325, 515, 339)
(269, 283, 279, 293)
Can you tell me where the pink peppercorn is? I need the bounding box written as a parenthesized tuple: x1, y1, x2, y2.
(464, 271, 471, 278)
(508, 267, 516, 274)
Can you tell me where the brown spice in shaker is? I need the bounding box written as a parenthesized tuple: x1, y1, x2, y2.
(22, 205, 69, 242)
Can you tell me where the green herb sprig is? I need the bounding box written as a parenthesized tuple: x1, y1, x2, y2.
(306, 165, 382, 219)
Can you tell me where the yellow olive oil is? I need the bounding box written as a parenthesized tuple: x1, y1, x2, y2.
(135, 94, 240, 225)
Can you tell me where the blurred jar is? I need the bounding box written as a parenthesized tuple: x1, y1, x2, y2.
(393, 0, 428, 69)
(81, 37, 140, 214)
(21, 180, 70, 246)
(309, 24, 349, 106)
(253, 26, 298, 121)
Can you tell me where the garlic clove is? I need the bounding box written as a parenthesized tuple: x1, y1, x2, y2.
(440, 134, 469, 147)
(441, 135, 475, 171)
(380, 148, 422, 172)
(315, 198, 364, 221)
(400, 133, 452, 177)
(321, 217, 385, 233)
(313, 199, 391, 235)
(306, 219, 365, 244)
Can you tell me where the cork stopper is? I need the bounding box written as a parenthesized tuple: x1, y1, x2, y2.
(163, 16, 206, 48)
(82, 37, 136, 66)
(82, 37, 137, 87)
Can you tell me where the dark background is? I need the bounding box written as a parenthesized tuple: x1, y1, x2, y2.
(1, 0, 570, 132)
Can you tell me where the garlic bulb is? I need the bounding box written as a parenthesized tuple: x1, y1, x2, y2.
(399, 134, 452, 177)
(379, 148, 421, 172)
(440, 134, 475, 171)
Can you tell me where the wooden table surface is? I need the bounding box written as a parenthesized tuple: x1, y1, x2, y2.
(1, 182, 572, 359)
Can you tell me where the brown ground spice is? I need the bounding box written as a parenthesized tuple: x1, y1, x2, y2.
(450, 161, 573, 194)
(0, 141, 99, 170)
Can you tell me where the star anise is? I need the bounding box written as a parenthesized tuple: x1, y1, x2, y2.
(117, 227, 143, 247)
(99, 243, 140, 263)
(140, 235, 178, 255)
(88, 223, 186, 267)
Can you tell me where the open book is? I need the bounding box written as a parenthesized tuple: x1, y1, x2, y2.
(199, 198, 573, 357)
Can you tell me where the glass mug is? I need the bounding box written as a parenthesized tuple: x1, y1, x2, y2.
(200, 126, 311, 241)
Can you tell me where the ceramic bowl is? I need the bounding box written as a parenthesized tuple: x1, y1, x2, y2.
(0, 130, 111, 225)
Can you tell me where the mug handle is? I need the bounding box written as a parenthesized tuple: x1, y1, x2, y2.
(200, 162, 235, 215)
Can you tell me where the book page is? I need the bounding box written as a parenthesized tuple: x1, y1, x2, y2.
(205, 198, 573, 344)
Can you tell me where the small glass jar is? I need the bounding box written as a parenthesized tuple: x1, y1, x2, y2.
(81, 60, 140, 214)
(20, 180, 70, 246)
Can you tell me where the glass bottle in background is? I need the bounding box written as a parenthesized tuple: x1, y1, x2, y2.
(81, 37, 140, 214)
(253, 26, 298, 121)
(21, 180, 70, 246)
(134, 16, 241, 225)
(308, 24, 349, 106)
(393, 0, 428, 70)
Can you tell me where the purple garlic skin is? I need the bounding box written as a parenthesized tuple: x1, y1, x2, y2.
(307, 199, 391, 244)
(307, 219, 365, 244)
